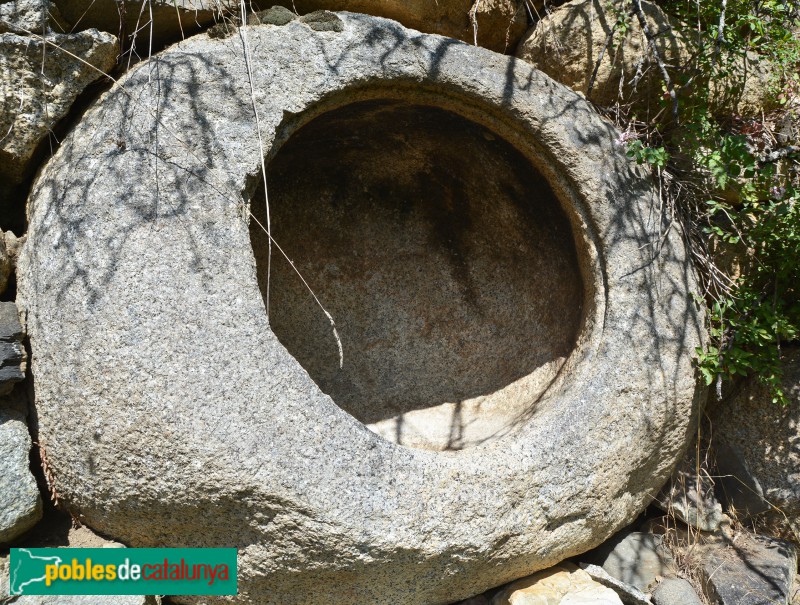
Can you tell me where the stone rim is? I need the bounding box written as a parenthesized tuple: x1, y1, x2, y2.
(252, 86, 604, 450)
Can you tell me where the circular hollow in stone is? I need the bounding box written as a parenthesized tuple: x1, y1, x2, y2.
(18, 13, 705, 605)
(252, 99, 583, 450)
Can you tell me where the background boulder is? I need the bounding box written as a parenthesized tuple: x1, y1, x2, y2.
(516, 0, 687, 108)
(710, 347, 800, 542)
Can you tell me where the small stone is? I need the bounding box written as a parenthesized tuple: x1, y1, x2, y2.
(491, 564, 623, 605)
(0, 301, 25, 394)
(247, 6, 296, 26)
(4, 231, 25, 265)
(652, 578, 702, 605)
(0, 408, 42, 544)
(580, 563, 652, 605)
(587, 531, 677, 592)
(298, 10, 343, 32)
(697, 534, 796, 605)
(0, 234, 10, 296)
(206, 19, 239, 39)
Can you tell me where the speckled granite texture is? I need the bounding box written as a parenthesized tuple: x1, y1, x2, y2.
(18, 13, 704, 604)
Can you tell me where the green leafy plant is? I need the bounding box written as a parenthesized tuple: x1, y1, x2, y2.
(626, 140, 669, 167)
(620, 0, 800, 403)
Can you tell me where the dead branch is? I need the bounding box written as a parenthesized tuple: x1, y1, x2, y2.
(588, 18, 619, 98)
(630, 0, 679, 122)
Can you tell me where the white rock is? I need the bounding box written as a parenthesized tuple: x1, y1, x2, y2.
(492, 564, 624, 605)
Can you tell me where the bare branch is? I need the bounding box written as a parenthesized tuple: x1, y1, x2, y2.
(630, 0, 679, 121)
(588, 18, 619, 98)
(714, 0, 727, 64)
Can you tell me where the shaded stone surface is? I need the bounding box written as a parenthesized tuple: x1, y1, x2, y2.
(268, 0, 527, 52)
(697, 534, 796, 605)
(655, 444, 724, 532)
(52, 0, 215, 51)
(709, 51, 779, 117)
(0, 234, 10, 296)
(0, 408, 42, 544)
(456, 597, 490, 605)
(710, 348, 800, 542)
(585, 531, 677, 592)
(18, 13, 703, 605)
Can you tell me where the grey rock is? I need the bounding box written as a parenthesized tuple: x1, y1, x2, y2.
(710, 348, 800, 541)
(580, 563, 652, 605)
(0, 0, 41, 32)
(4, 230, 25, 264)
(246, 6, 296, 26)
(588, 532, 677, 592)
(0, 408, 42, 543)
(697, 534, 796, 605)
(655, 444, 725, 532)
(18, 13, 704, 605)
(0, 301, 25, 393)
(298, 8, 343, 31)
(651, 578, 702, 605)
(0, 28, 117, 184)
(0, 0, 69, 33)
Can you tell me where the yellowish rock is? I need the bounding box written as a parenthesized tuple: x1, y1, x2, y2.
(492, 564, 624, 605)
(516, 0, 687, 108)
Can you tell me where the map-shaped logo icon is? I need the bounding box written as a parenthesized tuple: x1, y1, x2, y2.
(9, 548, 63, 595)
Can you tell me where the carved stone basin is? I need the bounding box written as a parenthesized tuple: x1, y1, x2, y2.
(18, 13, 703, 605)
(255, 99, 584, 450)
